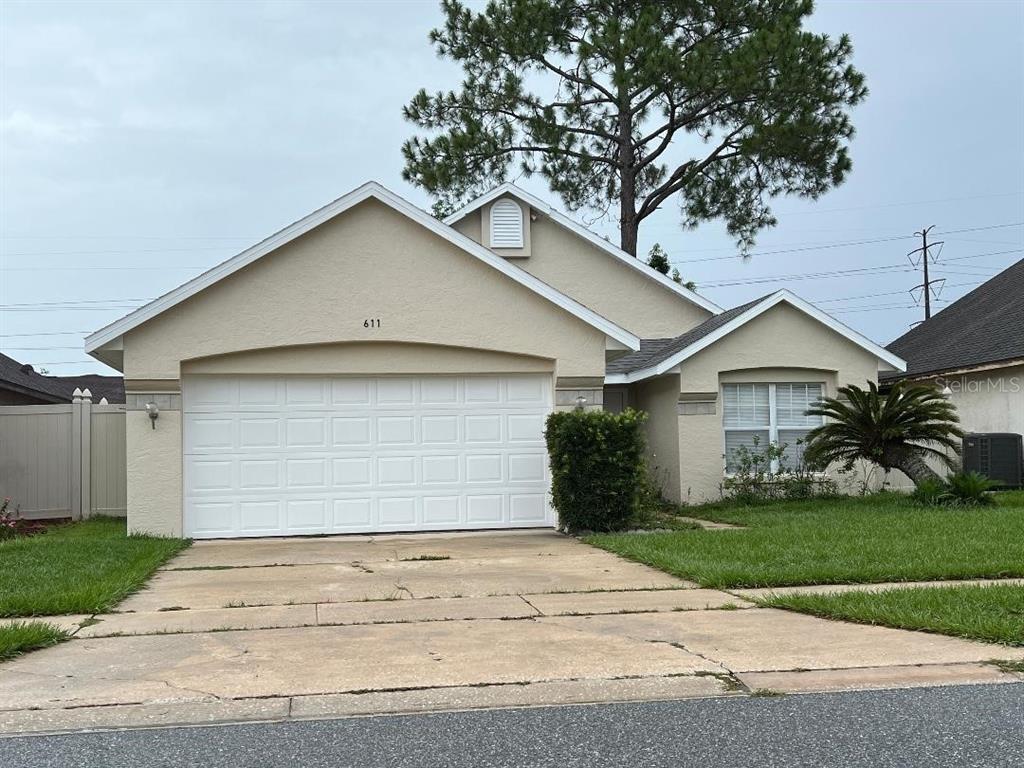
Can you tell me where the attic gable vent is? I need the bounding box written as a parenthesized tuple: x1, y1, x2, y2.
(489, 199, 524, 249)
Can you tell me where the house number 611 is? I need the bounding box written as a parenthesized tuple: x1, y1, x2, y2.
(363, 318, 381, 328)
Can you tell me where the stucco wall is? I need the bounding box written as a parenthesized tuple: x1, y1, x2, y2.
(126, 409, 182, 537)
(122, 198, 607, 381)
(452, 208, 713, 338)
(930, 364, 1024, 437)
(632, 373, 683, 502)
(182, 342, 554, 376)
(637, 303, 886, 504)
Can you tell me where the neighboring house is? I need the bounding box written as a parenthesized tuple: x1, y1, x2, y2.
(0, 353, 125, 405)
(85, 181, 904, 538)
(885, 259, 1024, 439)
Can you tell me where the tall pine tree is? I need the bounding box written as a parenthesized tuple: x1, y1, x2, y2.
(403, 0, 866, 256)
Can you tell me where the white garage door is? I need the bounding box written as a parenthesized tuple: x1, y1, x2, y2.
(182, 374, 553, 538)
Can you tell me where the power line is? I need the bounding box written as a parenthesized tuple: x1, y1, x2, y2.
(671, 223, 1022, 264)
(697, 248, 1021, 289)
(812, 280, 985, 304)
(772, 191, 1024, 217)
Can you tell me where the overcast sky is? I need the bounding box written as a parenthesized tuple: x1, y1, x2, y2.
(1, 0, 1022, 376)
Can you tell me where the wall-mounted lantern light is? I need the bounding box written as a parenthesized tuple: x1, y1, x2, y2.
(145, 402, 160, 429)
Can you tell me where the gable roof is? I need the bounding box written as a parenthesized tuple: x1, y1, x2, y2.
(0, 353, 125, 403)
(85, 182, 640, 364)
(886, 258, 1024, 379)
(605, 290, 906, 383)
(444, 184, 723, 315)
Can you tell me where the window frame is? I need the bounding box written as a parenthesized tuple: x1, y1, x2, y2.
(722, 382, 825, 475)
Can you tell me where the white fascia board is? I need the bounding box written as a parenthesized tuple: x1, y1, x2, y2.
(609, 290, 907, 384)
(445, 184, 724, 315)
(85, 182, 640, 356)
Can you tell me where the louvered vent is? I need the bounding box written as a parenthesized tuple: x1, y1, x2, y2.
(489, 199, 524, 248)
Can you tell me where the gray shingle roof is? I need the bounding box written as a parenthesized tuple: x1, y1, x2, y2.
(885, 258, 1024, 379)
(0, 353, 125, 403)
(606, 295, 770, 375)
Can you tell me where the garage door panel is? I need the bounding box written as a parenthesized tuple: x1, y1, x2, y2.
(239, 500, 281, 533)
(332, 417, 371, 446)
(334, 498, 372, 528)
(379, 496, 417, 525)
(421, 377, 459, 404)
(285, 418, 327, 448)
(377, 416, 416, 445)
(377, 378, 416, 405)
(421, 415, 459, 444)
(184, 374, 553, 537)
(286, 499, 328, 530)
(238, 379, 280, 406)
(510, 494, 547, 522)
(187, 417, 235, 451)
(240, 459, 280, 490)
(465, 415, 502, 443)
(240, 418, 281, 449)
(333, 457, 372, 487)
(466, 495, 503, 522)
(187, 378, 238, 410)
(423, 495, 460, 524)
(508, 413, 545, 441)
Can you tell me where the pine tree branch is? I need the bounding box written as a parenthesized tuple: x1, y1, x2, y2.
(636, 125, 748, 219)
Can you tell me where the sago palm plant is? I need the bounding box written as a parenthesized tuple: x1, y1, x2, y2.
(802, 381, 963, 487)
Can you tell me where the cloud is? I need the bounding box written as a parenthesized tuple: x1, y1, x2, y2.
(0, 110, 100, 145)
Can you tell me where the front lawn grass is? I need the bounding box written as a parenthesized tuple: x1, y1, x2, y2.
(0, 517, 190, 617)
(0, 622, 71, 661)
(759, 584, 1024, 646)
(587, 492, 1024, 589)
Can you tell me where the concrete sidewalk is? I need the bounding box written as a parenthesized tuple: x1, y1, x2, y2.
(1, 531, 1021, 735)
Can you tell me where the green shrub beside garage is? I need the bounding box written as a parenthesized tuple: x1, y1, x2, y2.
(544, 408, 648, 533)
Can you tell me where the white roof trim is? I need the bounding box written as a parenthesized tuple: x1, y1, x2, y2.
(605, 290, 907, 384)
(445, 184, 723, 315)
(85, 182, 640, 356)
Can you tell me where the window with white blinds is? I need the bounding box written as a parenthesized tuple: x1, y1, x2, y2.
(722, 383, 824, 473)
(489, 199, 524, 248)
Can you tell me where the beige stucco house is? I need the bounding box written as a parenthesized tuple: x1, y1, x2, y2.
(86, 181, 904, 538)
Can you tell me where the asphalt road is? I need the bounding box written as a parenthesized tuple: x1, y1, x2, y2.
(3, 684, 1023, 768)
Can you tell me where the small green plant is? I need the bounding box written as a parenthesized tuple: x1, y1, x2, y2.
(911, 472, 997, 507)
(941, 471, 997, 507)
(910, 477, 947, 506)
(723, 437, 835, 504)
(545, 408, 648, 533)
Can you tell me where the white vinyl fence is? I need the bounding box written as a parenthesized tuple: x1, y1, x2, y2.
(0, 391, 126, 520)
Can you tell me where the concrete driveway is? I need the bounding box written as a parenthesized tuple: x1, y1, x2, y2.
(1, 531, 1022, 734)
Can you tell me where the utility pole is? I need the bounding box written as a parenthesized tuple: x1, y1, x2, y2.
(908, 225, 945, 321)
